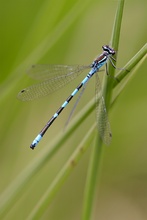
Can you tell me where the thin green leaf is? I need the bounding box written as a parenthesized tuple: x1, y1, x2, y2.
(82, 1, 125, 220)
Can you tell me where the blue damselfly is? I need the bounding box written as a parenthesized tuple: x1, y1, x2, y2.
(18, 45, 116, 149)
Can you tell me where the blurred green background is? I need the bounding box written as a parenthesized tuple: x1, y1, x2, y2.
(0, 0, 146, 219)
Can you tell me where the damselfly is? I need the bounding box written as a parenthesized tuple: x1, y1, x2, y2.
(18, 45, 116, 149)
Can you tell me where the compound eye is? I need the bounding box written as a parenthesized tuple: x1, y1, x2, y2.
(102, 45, 115, 55)
(102, 45, 108, 50)
(110, 49, 115, 55)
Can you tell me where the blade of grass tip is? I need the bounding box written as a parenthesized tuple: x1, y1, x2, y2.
(82, 1, 125, 220)
(27, 124, 96, 220)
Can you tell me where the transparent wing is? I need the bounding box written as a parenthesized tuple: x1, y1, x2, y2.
(95, 73, 112, 145)
(18, 64, 90, 101)
(27, 64, 90, 81)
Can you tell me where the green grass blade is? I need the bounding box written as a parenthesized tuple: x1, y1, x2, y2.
(82, 1, 125, 220)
